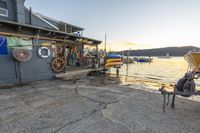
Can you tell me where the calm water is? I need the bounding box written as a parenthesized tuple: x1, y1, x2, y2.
(110, 57, 200, 90)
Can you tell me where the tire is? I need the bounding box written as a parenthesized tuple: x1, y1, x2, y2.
(176, 77, 195, 97)
(182, 80, 195, 97)
(176, 77, 187, 92)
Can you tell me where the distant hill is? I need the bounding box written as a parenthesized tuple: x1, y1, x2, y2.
(118, 46, 200, 56)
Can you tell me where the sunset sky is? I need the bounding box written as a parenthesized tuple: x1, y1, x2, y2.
(25, 0, 200, 51)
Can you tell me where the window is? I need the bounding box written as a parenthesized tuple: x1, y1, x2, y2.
(0, 1, 7, 9)
(0, 1, 8, 17)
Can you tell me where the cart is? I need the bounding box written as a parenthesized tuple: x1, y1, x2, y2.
(159, 52, 200, 112)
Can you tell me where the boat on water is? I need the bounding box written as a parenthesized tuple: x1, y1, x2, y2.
(184, 52, 200, 72)
(133, 57, 153, 63)
(158, 53, 171, 59)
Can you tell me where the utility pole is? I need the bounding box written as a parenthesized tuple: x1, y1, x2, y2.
(104, 34, 107, 57)
(103, 34, 107, 74)
(104, 34, 107, 65)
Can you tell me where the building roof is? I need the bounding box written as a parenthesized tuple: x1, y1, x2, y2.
(35, 12, 84, 31)
(24, 8, 84, 32)
(0, 20, 102, 45)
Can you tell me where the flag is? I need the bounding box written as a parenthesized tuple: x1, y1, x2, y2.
(7, 37, 32, 49)
(0, 36, 8, 55)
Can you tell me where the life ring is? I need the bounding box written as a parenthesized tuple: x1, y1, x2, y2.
(38, 47, 51, 58)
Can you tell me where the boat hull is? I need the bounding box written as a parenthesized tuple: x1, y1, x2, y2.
(105, 54, 123, 67)
(105, 62, 123, 67)
(106, 59, 122, 63)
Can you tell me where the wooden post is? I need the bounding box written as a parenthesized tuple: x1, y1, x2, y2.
(125, 62, 128, 82)
(116, 67, 119, 78)
(104, 34, 107, 65)
(30, 7, 32, 25)
(19, 62, 23, 84)
(96, 44, 99, 68)
(121, 51, 123, 61)
(81, 44, 84, 67)
(127, 49, 129, 64)
(104, 34, 107, 56)
(103, 34, 107, 75)
(64, 44, 67, 73)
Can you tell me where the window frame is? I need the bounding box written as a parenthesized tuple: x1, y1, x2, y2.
(0, 0, 7, 9)
(0, 7, 8, 17)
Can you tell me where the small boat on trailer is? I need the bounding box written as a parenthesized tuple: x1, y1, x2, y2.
(159, 51, 200, 112)
(184, 52, 200, 72)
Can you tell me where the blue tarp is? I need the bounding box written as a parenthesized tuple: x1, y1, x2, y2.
(0, 36, 8, 55)
(107, 54, 122, 59)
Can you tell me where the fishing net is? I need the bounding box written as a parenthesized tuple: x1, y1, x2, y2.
(13, 48, 32, 62)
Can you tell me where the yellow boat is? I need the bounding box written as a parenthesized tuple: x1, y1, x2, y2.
(184, 52, 200, 72)
(106, 58, 122, 63)
(105, 62, 123, 67)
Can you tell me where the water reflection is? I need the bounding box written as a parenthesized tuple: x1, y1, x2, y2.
(109, 57, 200, 90)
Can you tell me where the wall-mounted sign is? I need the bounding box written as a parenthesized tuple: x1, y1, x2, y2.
(40, 42, 52, 47)
(0, 36, 8, 55)
(76, 38, 93, 44)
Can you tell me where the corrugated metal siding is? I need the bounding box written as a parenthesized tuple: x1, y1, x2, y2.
(22, 45, 55, 83)
(30, 15, 56, 30)
(25, 9, 31, 24)
(0, 40, 55, 84)
(43, 18, 58, 28)
(0, 49, 19, 84)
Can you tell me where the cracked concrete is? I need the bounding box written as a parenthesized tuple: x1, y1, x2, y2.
(0, 77, 200, 133)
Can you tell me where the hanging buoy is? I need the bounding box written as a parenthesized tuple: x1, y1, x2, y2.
(38, 47, 51, 58)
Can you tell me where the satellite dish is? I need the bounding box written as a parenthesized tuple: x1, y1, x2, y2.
(13, 48, 32, 62)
